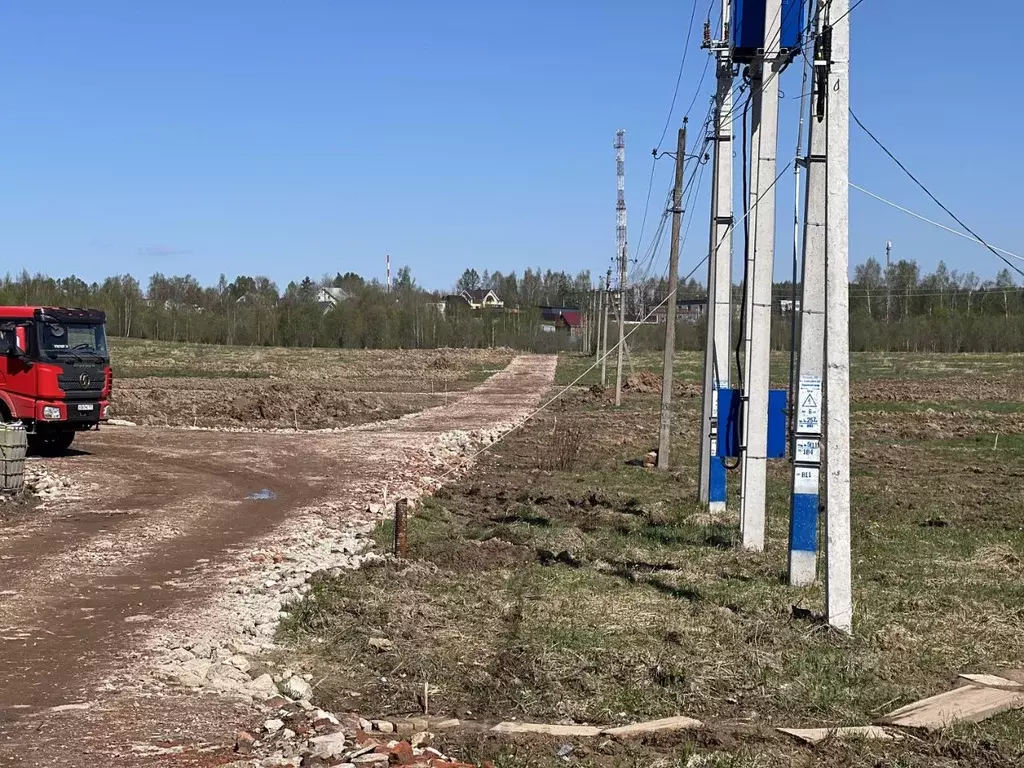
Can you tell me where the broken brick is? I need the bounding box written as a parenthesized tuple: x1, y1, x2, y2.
(233, 731, 255, 755)
(389, 740, 415, 765)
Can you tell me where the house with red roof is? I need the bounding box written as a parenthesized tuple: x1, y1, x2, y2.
(539, 306, 584, 337)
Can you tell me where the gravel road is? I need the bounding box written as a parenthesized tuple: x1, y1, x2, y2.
(0, 355, 556, 767)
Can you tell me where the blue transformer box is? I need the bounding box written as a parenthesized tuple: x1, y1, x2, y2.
(732, 0, 804, 64)
(716, 388, 788, 460)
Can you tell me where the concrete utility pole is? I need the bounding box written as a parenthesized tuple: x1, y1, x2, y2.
(614, 130, 629, 406)
(601, 269, 611, 386)
(740, 0, 783, 552)
(699, 0, 734, 511)
(824, 0, 853, 634)
(788, 3, 828, 588)
(595, 288, 604, 366)
(657, 121, 687, 470)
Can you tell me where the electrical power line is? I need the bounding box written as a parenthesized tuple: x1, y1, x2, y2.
(850, 183, 1024, 263)
(432, 157, 794, 485)
(850, 109, 1024, 281)
(655, 0, 708, 151)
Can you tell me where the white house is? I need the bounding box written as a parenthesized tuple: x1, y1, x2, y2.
(316, 287, 353, 311)
(459, 289, 503, 309)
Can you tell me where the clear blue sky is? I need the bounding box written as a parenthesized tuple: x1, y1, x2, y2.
(0, 1, 1020, 292)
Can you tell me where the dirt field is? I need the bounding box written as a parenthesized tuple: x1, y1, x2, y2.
(110, 339, 516, 430)
(281, 351, 1024, 767)
(0, 349, 555, 767)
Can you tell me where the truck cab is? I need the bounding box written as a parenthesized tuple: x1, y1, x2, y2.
(0, 306, 112, 454)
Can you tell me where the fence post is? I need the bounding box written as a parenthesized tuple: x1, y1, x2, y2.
(394, 498, 409, 559)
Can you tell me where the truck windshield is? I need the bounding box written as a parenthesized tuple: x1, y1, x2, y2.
(39, 322, 108, 359)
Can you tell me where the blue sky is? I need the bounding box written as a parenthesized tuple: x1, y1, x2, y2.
(0, 1, 1020, 291)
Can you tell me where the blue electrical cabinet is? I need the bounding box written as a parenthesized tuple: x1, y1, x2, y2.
(732, 0, 804, 63)
(717, 388, 788, 459)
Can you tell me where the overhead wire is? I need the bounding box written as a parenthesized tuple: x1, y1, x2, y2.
(636, 14, 720, 272)
(849, 183, 1024, 263)
(850, 109, 1024, 281)
(632, 126, 714, 290)
(434, 157, 794, 486)
(633, 101, 717, 286)
(655, 0, 707, 151)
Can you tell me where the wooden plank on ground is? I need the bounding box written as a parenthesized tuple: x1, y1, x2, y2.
(881, 685, 1024, 730)
(777, 726, 898, 744)
(490, 722, 602, 737)
(996, 669, 1024, 685)
(957, 674, 1024, 691)
(601, 715, 703, 738)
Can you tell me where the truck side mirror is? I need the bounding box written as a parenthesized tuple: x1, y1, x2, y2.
(0, 337, 27, 361)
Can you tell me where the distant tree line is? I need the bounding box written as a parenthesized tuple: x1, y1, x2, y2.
(1, 257, 1023, 352)
(0, 266, 595, 351)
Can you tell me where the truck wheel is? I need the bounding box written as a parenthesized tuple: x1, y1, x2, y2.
(28, 432, 75, 456)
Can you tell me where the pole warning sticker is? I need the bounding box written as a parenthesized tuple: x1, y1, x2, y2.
(796, 374, 823, 434)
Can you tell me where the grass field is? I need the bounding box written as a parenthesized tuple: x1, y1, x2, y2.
(107, 339, 515, 429)
(280, 350, 1024, 767)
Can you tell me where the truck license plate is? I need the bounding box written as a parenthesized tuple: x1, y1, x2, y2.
(77, 404, 94, 411)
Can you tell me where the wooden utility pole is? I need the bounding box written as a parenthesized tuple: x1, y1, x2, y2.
(586, 290, 594, 353)
(885, 239, 892, 322)
(600, 269, 611, 386)
(657, 121, 687, 470)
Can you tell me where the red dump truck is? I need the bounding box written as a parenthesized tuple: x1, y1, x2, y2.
(0, 306, 111, 453)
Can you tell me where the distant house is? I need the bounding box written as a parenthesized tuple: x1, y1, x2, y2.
(540, 306, 584, 337)
(778, 298, 801, 314)
(316, 287, 353, 311)
(439, 289, 504, 314)
(652, 297, 708, 324)
(460, 289, 504, 309)
(440, 293, 472, 315)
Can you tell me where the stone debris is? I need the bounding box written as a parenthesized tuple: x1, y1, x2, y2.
(213, 702, 495, 768)
(279, 674, 313, 701)
(235, 731, 256, 755)
(22, 463, 85, 502)
(48, 702, 93, 713)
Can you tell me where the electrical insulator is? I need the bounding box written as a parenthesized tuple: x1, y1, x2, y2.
(703, 20, 712, 48)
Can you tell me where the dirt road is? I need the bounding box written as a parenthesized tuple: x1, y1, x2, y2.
(0, 355, 555, 767)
